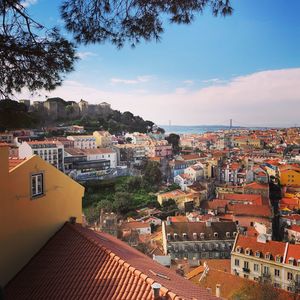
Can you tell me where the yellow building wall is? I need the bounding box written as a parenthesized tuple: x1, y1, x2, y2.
(0, 154, 84, 286)
(93, 131, 111, 148)
(280, 169, 300, 186)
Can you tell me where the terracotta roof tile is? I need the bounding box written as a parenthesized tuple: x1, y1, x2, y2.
(8, 158, 26, 170)
(5, 223, 216, 300)
(234, 235, 286, 260)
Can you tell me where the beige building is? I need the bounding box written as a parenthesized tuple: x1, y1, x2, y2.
(231, 233, 300, 292)
(0, 144, 84, 286)
(157, 189, 200, 209)
(93, 130, 113, 148)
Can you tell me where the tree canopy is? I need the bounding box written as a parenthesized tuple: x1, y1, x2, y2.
(1, 0, 233, 97)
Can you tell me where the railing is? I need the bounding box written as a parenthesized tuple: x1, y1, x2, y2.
(243, 268, 250, 273)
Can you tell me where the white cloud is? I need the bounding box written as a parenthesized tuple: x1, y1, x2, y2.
(110, 75, 153, 85)
(183, 80, 194, 86)
(19, 68, 300, 127)
(21, 0, 38, 7)
(77, 52, 97, 59)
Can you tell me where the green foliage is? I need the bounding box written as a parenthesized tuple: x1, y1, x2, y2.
(143, 161, 162, 186)
(166, 133, 181, 155)
(113, 192, 133, 214)
(0, 99, 39, 130)
(162, 198, 177, 210)
(1, 2, 76, 97)
(61, 0, 233, 48)
(82, 174, 162, 222)
(230, 281, 280, 300)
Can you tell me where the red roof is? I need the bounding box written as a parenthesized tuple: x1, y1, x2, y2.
(228, 204, 272, 218)
(5, 223, 215, 300)
(220, 193, 263, 205)
(8, 158, 26, 170)
(244, 182, 269, 190)
(234, 235, 286, 260)
(288, 224, 300, 233)
(285, 244, 300, 264)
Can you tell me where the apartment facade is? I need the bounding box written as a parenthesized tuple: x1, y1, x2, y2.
(162, 220, 237, 260)
(67, 135, 96, 149)
(19, 141, 64, 171)
(231, 234, 300, 292)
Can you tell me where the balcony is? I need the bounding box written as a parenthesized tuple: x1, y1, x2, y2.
(243, 268, 250, 273)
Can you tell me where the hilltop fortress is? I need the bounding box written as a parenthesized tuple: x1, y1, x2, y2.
(21, 98, 112, 120)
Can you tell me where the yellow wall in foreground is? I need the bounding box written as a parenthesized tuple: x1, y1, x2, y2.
(0, 152, 84, 286)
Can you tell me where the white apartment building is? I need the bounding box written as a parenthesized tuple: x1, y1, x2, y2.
(67, 135, 96, 149)
(231, 233, 300, 292)
(19, 141, 64, 171)
(83, 148, 117, 168)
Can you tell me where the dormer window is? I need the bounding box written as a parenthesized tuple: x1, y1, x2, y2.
(255, 251, 261, 258)
(167, 233, 171, 241)
(236, 246, 242, 253)
(226, 232, 231, 238)
(289, 257, 295, 265)
(214, 232, 219, 238)
(265, 252, 271, 260)
(183, 233, 187, 239)
(193, 232, 197, 240)
(245, 248, 251, 256)
(297, 259, 300, 267)
(233, 232, 237, 237)
(276, 255, 282, 263)
(174, 233, 178, 240)
(200, 232, 205, 239)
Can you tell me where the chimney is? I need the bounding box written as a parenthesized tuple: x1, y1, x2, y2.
(69, 216, 77, 224)
(216, 284, 221, 298)
(151, 283, 161, 300)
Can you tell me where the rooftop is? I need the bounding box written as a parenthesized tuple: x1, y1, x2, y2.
(5, 223, 215, 300)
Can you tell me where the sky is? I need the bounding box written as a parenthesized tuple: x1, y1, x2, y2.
(20, 0, 300, 127)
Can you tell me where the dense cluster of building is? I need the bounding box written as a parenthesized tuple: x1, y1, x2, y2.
(2, 101, 300, 298)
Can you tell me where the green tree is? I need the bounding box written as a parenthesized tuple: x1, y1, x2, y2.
(230, 281, 281, 300)
(0, 99, 39, 130)
(166, 133, 181, 155)
(114, 192, 133, 215)
(97, 200, 114, 212)
(143, 161, 162, 187)
(1, 0, 233, 97)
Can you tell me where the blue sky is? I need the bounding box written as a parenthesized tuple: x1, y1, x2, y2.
(22, 0, 300, 126)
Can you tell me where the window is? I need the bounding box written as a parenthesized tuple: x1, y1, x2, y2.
(276, 255, 282, 263)
(265, 253, 271, 260)
(254, 264, 259, 272)
(274, 283, 281, 288)
(255, 251, 261, 258)
(244, 261, 249, 269)
(263, 266, 269, 275)
(245, 248, 251, 256)
(31, 173, 44, 198)
(288, 272, 293, 280)
(235, 259, 240, 266)
(274, 269, 280, 277)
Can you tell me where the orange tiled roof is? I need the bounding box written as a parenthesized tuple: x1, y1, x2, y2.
(234, 234, 286, 260)
(288, 224, 300, 233)
(8, 158, 26, 170)
(244, 182, 269, 190)
(228, 204, 272, 218)
(5, 223, 216, 300)
(285, 244, 300, 264)
(221, 193, 263, 205)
